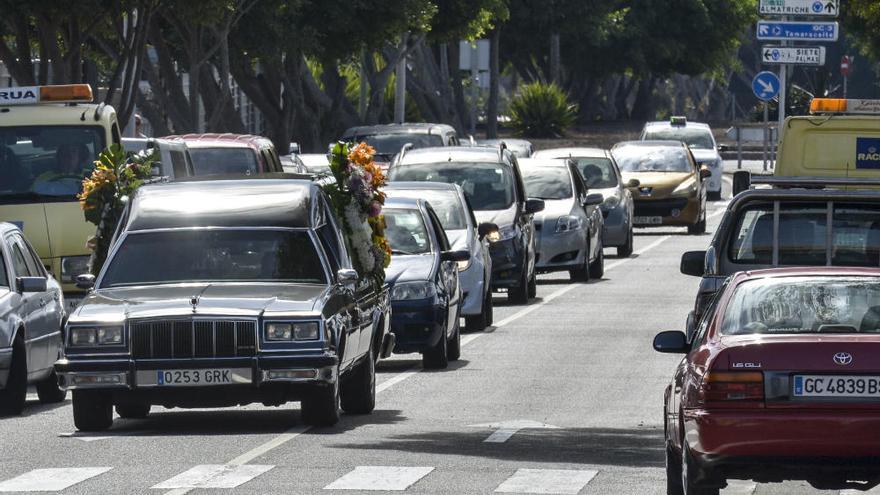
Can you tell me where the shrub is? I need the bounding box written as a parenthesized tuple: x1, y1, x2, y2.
(508, 82, 578, 138)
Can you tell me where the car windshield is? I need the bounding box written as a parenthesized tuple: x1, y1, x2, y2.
(612, 146, 691, 173)
(721, 277, 880, 335)
(300, 154, 330, 174)
(390, 162, 515, 211)
(643, 127, 715, 149)
(189, 147, 259, 176)
(729, 202, 880, 266)
(353, 133, 443, 156)
(384, 208, 432, 255)
(572, 157, 617, 188)
(522, 166, 572, 200)
(386, 190, 468, 230)
(0, 125, 105, 202)
(100, 229, 326, 287)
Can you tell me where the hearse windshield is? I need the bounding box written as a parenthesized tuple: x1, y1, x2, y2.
(100, 229, 327, 287)
(0, 125, 104, 203)
(721, 277, 880, 335)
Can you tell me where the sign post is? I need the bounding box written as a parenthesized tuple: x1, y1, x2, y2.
(753, 71, 781, 172)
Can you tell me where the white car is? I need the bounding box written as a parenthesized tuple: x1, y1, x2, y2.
(384, 182, 495, 331)
(640, 117, 723, 200)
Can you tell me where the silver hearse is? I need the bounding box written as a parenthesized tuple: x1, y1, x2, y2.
(56, 178, 393, 430)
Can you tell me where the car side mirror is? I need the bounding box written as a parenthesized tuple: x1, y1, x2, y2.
(699, 166, 711, 179)
(717, 144, 730, 153)
(626, 178, 640, 188)
(440, 250, 470, 263)
(732, 170, 751, 196)
(524, 198, 545, 214)
(336, 269, 359, 285)
(16, 276, 47, 293)
(583, 193, 604, 206)
(477, 222, 499, 241)
(680, 250, 706, 277)
(653, 331, 689, 354)
(75, 273, 96, 290)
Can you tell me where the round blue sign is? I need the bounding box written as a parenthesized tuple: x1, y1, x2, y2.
(752, 71, 780, 101)
(812, 1, 823, 13)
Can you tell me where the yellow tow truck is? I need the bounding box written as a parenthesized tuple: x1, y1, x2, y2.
(0, 84, 121, 308)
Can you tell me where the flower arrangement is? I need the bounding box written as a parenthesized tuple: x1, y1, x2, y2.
(78, 144, 155, 275)
(323, 141, 391, 285)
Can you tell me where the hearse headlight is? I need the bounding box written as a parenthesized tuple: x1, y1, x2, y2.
(69, 326, 123, 346)
(266, 322, 320, 341)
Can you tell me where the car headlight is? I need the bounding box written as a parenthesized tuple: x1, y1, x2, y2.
(673, 178, 697, 196)
(266, 322, 320, 341)
(390, 281, 437, 301)
(555, 215, 584, 233)
(488, 224, 516, 243)
(69, 326, 123, 346)
(61, 255, 91, 283)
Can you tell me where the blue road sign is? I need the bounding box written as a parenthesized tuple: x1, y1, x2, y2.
(752, 71, 780, 101)
(757, 21, 838, 42)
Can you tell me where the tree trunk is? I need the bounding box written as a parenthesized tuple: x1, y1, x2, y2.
(486, 27, 500, 139)
(630, 76, 656, 121)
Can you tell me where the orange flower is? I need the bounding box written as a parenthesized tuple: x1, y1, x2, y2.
(348, 142, 376, 167)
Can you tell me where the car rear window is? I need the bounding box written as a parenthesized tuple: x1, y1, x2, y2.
(522, 166, 573, 200)
(728, 202, 880, 266)
(386, 190, 468, 230)
(572, 157, 617, 188)
(721, 276, 880, 335)
(189, 147, 259, 176)
(390, 162, 515, 211)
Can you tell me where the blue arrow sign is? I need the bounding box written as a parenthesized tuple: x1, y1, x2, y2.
(757, 21, 838, 41)
(752, 71, 780, 101)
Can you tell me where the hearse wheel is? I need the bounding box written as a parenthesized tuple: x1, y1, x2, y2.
(72, 390, 114, 431)
(341, 352, 375, 415)
(115, 403, 151, 419)
(301, 368, 341, 427)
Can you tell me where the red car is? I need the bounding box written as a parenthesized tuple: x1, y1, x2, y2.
(655, 267, 880, 494)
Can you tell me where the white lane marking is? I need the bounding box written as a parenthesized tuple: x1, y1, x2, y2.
(165, 230, 676, 495)
(0, 467, 112, 492)
(58, 432, 113, 442)
(324, 466, 434, 491)
(842, 488, 880, 495)
(721, 480, 757, 494)
(468, 420, 560, 443)
(494, 468, 598, 494)
(152, 465, 273, 489)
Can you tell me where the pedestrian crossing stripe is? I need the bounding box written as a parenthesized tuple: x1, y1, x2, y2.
(495, 469, 598, 495)
(0, 468, 112, 492)
(324, 466, 434, 491)
(151, 465, 274, 489)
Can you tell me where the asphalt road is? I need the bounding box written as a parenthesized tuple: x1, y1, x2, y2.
(0, 178, 872, 495)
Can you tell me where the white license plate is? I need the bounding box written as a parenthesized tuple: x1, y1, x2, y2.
(634, 216, 663, 225)
(793, 375, 880, 398)
(136, 368, 252, 387)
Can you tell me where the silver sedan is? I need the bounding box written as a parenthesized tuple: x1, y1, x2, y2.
(519, 158, 605, 281)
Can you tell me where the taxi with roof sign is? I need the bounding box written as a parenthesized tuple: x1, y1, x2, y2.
(0, 84, 123, 309)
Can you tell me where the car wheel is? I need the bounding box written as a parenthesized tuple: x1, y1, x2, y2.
(115, 403, 151, 419)
(422, 325, 448, 369)
(447, 317, 461, 361)
(507, 267, 529, 304)
(569, 246, 590, 282)
(0, 340, 27, 416)
(589, 240, 605, 279)
(36, 369, 67, 404)
(72, 390, 114, 431)
(687, 211, 707, 235)
(665, 444, 684, 495)
(681, 443, 720, 495)
(485, 290, 494, 325)
(301, 369, 341, 426)
(527, 269, 537, 299)
(341, 351, 375, 414)
(465, 289, 492, 332)
(617, 228, 634, 257)
(707, 190, 721, 201)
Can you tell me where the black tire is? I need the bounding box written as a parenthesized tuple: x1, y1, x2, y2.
(341, 352, 375, 415)
(422, 325, 448, 369)
(589, 241, 605, 279)
(507, 267, 529, 304)
(465, 289, 492, 332)
(447, 317, 461, 361)
(301, 371, 340, 427)
(707, 190, 722, 201)
(666, 445, 684, 495)
(688, 208, 707, 235)
(0, 341, 27, 416)
(527, 269, 537, 299)
(72, 390, 113, 431)
(569, 247, 590, 282)
(681, 443, 720, 495)
(36, 369, 67, 404)
(115, 403, 151, 419)
(617, 228, 634, 257)
(486, 291, 494, 326)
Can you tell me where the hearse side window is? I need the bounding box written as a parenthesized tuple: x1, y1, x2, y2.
(170, 150, 189, 177)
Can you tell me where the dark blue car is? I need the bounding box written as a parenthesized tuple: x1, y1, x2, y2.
(384, 198, 468, 369)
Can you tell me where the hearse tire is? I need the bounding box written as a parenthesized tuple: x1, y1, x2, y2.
(115, 403, 151, 419)
(72, 390, 113, 431)
(341, 353, 375, 415)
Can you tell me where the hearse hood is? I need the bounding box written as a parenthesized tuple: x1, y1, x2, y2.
(70, 283, 331, 322)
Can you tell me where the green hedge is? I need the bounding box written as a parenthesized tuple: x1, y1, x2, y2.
(509, 82, 578, 138)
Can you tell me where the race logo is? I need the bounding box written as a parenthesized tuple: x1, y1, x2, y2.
(856, 137, 880, 169)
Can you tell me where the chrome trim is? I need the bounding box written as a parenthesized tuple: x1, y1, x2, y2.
(59, 371, 130, 390)
(128, 317, 258, 359)
(25, 331, 61, 344)
(262, 365, 336, 384)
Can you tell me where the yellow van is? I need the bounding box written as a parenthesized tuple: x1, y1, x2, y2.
(0, 85, 121, 308)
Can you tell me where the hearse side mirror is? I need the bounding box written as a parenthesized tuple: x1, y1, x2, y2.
(477, 222, 499, 241)
(75, 274, 96, 290)
(440, 250, 470, 263)
(583, 193, 604, 206)
(653, 331, 689, 354)
(680, 251, 706, 277)
(626, 178, 640, 188)
(16, 276, 47, 293)
(336, 269, 359, 285)
(699, 166, 711, 179)
(524, 198, 545, 214)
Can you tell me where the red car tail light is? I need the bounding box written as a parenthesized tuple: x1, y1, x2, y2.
(701, 371, 765, 404)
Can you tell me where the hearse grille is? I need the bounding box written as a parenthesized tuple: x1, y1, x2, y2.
(130, 320, 257, 359)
